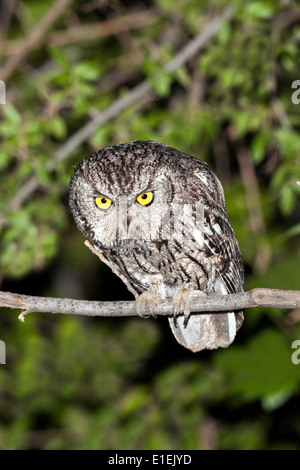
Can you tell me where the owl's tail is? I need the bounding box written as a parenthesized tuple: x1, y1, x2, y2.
(168, 276, 243, 352)
(168, 310, 243, 352)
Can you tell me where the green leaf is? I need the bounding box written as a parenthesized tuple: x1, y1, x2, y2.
(275, 223, 300, 244)
(279, 185, 296, 216)
(261, 390, 292, 411)
(246, 2, 276, 19)
(0, 152, 11, 171)
(34, 158, 52, 185)
(48, 116, 67, 140)
(120, 387, 149, 417)
(214, 328, 300, 404)
(275, 128, 300, 156)
(174, 67, 190, 88)
(150, 71, 172, 97)
(2, 104, 21, 125)
(251, 132, 269, 164)
(73, 62, 101, 81)
(49, 47, 70, 68)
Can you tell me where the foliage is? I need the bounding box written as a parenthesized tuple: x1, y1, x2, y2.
(0, 0, 299, 450)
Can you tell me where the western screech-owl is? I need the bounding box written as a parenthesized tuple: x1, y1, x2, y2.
(69, 140, 244, 352)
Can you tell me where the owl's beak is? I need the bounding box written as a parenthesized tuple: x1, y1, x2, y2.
(122, 216, 132, 231)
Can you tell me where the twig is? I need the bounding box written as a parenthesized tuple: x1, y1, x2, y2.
(0, 288, 299, 323)
(227, 125, 266, 235)
(0, 0, 73, 81)
(271, 97, 293, 129)
(7, 4, 236, 213)
(49, 9, 156, 47)
(0, 0, 18, 42)
(226, 125, 271, 273)
(165, 4, 236, 74)
(1, 9, 156, 54)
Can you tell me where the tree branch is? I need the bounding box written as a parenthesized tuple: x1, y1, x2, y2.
(0, 288, 299, 323)
(0, 0, 74, 81)
(1, 9, 156, 55)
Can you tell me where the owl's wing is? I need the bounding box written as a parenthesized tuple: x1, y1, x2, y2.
(200, 204, 244, 295)
(168, 162, 244, 351)
(186, 162, 244, 294)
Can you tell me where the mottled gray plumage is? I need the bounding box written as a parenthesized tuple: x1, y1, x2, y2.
(69, 140, 244, 352)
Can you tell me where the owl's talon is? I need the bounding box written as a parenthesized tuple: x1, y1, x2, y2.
(183, 312, 190, 328)
(173, 286, 191, 328)
(173, 288, 207, 328)
(172, 312, 179, 328)
(135, 291, 161, 318)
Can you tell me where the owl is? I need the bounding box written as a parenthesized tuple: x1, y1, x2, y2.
(69, 140, 244, 352)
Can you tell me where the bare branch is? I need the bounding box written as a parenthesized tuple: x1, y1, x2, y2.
(1, 9, 156, 55)
(227, 125, 266, 236)
(49, 9, 156, 47)
(0, 0, 74, 81)
(226, 125, 271, 274)
(7, 4, 236, 213)
(0, 288, 299, 323)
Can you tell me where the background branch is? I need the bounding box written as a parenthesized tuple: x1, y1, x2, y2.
(0, 9, 156, 54)
(0, 288, 299, 322)
(0, 0, 74, 81)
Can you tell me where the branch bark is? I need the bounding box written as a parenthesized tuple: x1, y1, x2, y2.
(0, 288, 299, 323)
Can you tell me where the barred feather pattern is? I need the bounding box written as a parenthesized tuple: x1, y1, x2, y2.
(69, 140, 244, 352)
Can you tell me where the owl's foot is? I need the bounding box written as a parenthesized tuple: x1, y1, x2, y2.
(173, 286, 191, 327)
(135, 290, 161, 318)
(173, 288, 207, 327)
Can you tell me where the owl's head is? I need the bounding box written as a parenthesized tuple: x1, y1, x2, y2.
(69, 141, 191, 249)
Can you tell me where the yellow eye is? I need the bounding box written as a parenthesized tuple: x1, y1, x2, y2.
(137, 191, 154, 206)
(95, 195, 112, 210)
